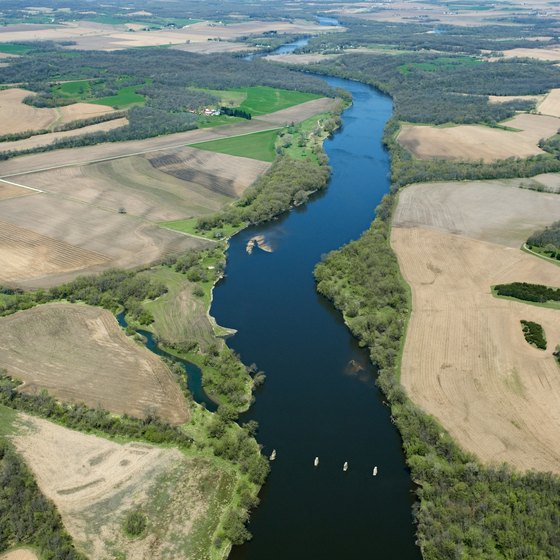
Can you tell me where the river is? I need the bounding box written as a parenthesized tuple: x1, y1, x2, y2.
(210, 70, 421, 558)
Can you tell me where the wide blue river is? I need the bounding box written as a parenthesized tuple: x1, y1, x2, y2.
(211, 75, 422, 559)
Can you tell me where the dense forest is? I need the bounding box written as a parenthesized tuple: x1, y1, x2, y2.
(314, 195, 560, 559)
(305, 52, 560, 125)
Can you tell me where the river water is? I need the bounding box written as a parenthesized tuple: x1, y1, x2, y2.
(211, 73, 421, 558)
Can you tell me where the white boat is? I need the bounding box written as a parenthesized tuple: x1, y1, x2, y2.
(373, 466, 378, 476)
(314, 456, 319, 467)
(270, 449, 276, 461)
(343, 461, 348, 472)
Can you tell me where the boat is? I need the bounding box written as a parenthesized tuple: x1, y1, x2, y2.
(270, 449, 276, 461)
(314, 456, 319, 467)
(343, 461, 348, 472)
(373, 466, 378, 476)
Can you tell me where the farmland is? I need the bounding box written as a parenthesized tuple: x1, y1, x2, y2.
(392, 180, 560, 472)
(397, 113, 560, 162)
(0, 304, 189, 424)
(0, 551, 38, 560)
(0, 88, 116, 135)
(190, 129, 280, 162)
(12, 413, 237, 560)
(0, 19, 338, 51)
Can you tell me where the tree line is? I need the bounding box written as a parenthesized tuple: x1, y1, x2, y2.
(495, 282, 560, 304)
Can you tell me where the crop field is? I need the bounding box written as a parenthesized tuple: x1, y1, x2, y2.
(501, 47, 560, 61)
(0, 19, 338, 51)
(0, 117, 128, 153)
(0, 304, 189, 424)
(392, 181, 560, 473)
(0, 42, 32, 55)
(237, 86, 321, 116)
(12, 413, 234, 559)
(190, 129, 279, 162)
(17, 154, 236, 221)
(0, 119, 281, 177)
(537, 88, 560, 117)
(252, 97, 338, 125)
(0, 183, 35, 200)
(397, 113, 560, 162)
(0, 190, 207, 287)
(146, 146, 271, 197)
(0, 88, 116, 135)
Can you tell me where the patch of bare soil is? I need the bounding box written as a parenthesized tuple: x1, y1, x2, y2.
(397, 113, 560, 162)
(0, 304, 189, 424)
(392, 181, 560, 473)
(12, 414, 225, 559)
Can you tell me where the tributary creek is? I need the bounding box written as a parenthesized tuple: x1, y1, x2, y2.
(211, 74, 422, 559)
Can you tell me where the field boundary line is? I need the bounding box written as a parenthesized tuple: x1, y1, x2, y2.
(0, 178, 43, 193)
(159, 226, 217, 243)
(0, 125, 283, 178)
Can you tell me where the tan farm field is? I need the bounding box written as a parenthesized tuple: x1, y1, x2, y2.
(392, 180, 560, 473)
(0, 88, 115, 135)
(0, 19, 339, 51)
(397, 113, 560, 162)
(0, 304, 189, 424)
(0, 117, 128, 153)
(0, 551, 39, 560)
(12, 413, 234, 559)
(537, 88, 560, 117)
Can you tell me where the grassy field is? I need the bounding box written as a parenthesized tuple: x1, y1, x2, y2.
(238, 86, 320, 116)
(141, 266, 217, 349)
(0, 43, 33, 55)
(53, 80, 146, 109)
(0, 303, 189, 424)
(393, 180, 560, 473)
(189, 129, 279, 162)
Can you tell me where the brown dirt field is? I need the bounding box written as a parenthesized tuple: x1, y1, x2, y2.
(56, 102, 115, 122)
(392, 181, 560, 473)
(397, 113, 560, 162)
(0, 88, 116, 135)
(12, 414, 229, 559)
(0, 19, 338, 51)
(529, 172, 560, 193)
(501, 47, 560, 61)
(488, 94, 541, 105)
(255, 97, 339, 125)
(0, 182, 35, 200)
(0, 88, 58, 134)
(0, 304, 189, 424)
(0, 551, 39, 560)
(147, 146, 271, 198)
(170, 41, 255, 54)
(537, 88, 560, 117)
(0, 193, 208, 287)
(393, 179, 560, 246)
(0, 218, 111, 284)
(16, 154, 235, 222)
(0, 117, 128, 153)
